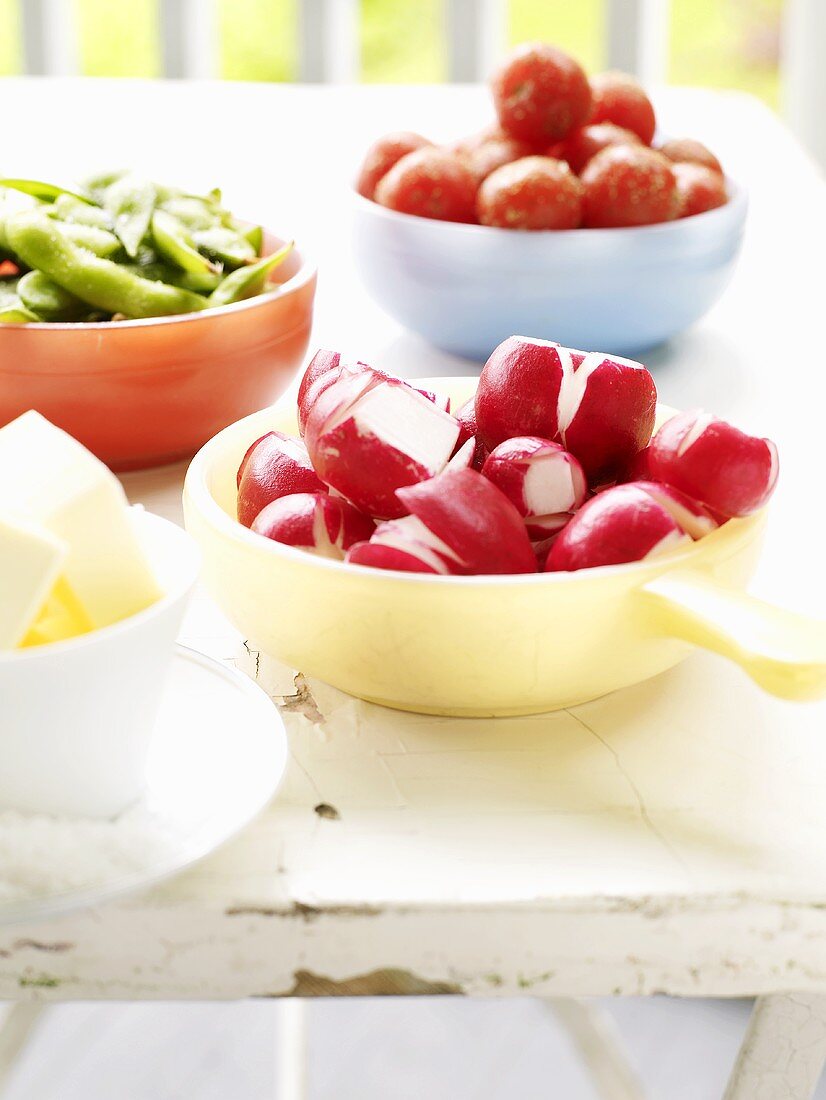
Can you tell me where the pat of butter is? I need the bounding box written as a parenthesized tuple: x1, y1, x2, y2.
(0, 412, 162, 629)
(0, 514, 67, 649)
(21, 576, 94, 648)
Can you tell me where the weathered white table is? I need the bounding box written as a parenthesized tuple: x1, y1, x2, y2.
(2, 78, 826, 1099)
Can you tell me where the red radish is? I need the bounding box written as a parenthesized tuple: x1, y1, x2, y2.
(648, 410, 779, 518)
(476, 156, 584, 230)
(375, 148, 478, 224)
(252, 492, 375, 559)
(347, 515, 459, 574)
(589, 72, 657, 146)
(659, 137, 723, 176)
(631, 480, 719, 538)
(297, 354, 449, 437)
(492, 43, 592, 146)
(673, 163, 728, 218)
(447, 437, 477, 470)
(555, 122, 641, 174)
(582, 145, 677, 228)
(304, 367, 461, 519)
(397, 467, 537, 575)
(558, 349, 657, 480)
(546, 483, 691, 572)
(475, 337, 656, 480)
(481, 437, 587, 534)
(357, 131, 433, 200)
(237, 431, 326, 528)
(452, 398, 488, 470)
(620, 444, 654, 483)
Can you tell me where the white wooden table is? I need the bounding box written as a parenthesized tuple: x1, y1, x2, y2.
(2, 78, 826, 1099)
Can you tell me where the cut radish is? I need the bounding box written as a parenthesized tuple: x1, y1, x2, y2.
(237, 431, 327, 528)
(447, 437, 477, 470)
(632, 480, 719, 539)
(649, 410, 779, 517)
(546, 483, 691, 571)
(397, 467, 537, 575)
(481, 437, 587, 536)
(347, 514, 459, 574)
(304, 367, 461, 519)
(252, 492, 374, 559)
(476, 337, 656, 479)
(453, 397, 489, 469)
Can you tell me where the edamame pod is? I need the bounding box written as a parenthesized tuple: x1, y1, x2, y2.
(0, 178, 93, 204)
(52, 194, 113, 230)
(103, 174, 156, 258)
(159, 196, 219, 232)
(208, 241, 293, 307)
(193, 226, 256, 268)
(7, 211, 207, 319)
(58, 222, 122, 258)
(241, 223, 264, 255)
(18, 269, 87, 321)
(0, 304, 39, 323)
(151, 209, 219, 277)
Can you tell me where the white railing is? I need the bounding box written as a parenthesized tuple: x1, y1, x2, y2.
(13, 0, 826, 165)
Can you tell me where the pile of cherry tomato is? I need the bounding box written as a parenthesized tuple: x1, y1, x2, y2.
(357, 42, 728, 230)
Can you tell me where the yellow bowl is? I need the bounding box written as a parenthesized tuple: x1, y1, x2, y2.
(184, 379, 826, 717)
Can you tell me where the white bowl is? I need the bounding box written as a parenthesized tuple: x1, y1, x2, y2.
(351, 182, 747, 360)
(0, 510, 199, 818)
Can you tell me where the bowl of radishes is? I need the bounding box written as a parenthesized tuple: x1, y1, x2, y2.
(352, 42, 746, 361)
(184, 337, 826, 718)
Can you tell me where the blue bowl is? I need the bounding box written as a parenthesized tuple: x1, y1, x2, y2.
(352, 182, 747, 361)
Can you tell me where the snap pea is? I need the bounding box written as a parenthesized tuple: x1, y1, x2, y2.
(7, 211, 206, 319)
(103, 174, 156, 258)
(208, 241, 294, 307)
(124, 260, 223, 294)
(193, 225, 256, 269)
(0, 178, 92, 205)
(151, 209, 219, 277)
(18, 269, 86, 321)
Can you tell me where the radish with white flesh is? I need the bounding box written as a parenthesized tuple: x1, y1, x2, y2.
(237, 430, 326, 528)
(347, 515, 459, 574)
(304, 367, 461, 520)
(649, 410, 779, 518)
(396, 467, 537, 575)
(546, 482, 692, 572)
(453, 397, 488, 469)
(298, 352, 451, 437)
(252, 492, 374, 559)
(447, 437, 477, 470)
(475, 336, 657, 480)
(482, 436, 587, 537)
(632, 480, 719, 538)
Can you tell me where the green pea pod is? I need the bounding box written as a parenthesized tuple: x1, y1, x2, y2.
(82, 169, 128, 203)
(0, 178, 93, 205)
(241, 223, 263, 256)
(58, 222, 122, 258)
(159, 196, 220, 232)
(0, 304, 39, 323)
(124, 260, 221, 294)
(208, 241, 294, 308)
(151, 209, 219, 277)
(104, 174, 156, 258)
(192, 226, 256, 269)
(7, 211, 207, 319)
(52, 194, 113, 230)
(18, 269, 87, 321)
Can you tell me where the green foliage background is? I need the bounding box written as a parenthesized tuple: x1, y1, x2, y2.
(0, 0, 783, 105)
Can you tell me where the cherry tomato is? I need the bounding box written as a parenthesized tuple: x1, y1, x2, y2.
(492, 43, 592, 146)
(376, 147, 478, 223)
(477, 156, 584, 229)
(581, 145, 677, 227)
(659, 137, 723, 176)
(463, 134, 535, 184)
(673, 163, 728, 217)
(454, 124, 510, 154)
(356, 131, 433, 200)
(589, 71, 656, 145)
(555, 122, 641, 174)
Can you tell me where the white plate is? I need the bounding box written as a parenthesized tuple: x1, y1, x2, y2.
(0, 646, 287, 924)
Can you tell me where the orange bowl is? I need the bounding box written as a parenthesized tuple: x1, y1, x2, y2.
(0, 233, 316, 471)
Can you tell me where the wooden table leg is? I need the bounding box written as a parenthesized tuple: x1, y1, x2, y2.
(546, 999, 647, 1100)
(276, 999, 308, 1100)
(724, 994, 826, 1100)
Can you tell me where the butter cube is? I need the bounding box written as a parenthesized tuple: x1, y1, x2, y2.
(21, 576, 94, 648)
(0, 514, 67, 649)
(0, 412, 162, 629)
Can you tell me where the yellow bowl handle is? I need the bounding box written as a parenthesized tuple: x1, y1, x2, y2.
(639, 572, 826, 701)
